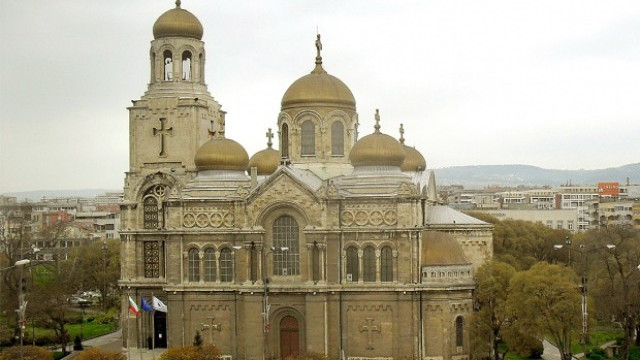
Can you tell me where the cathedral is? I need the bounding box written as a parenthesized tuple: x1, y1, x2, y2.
(119, 2, 493, 360)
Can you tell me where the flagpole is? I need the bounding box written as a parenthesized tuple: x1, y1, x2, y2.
(126, 289, 131, 360)
(151, 292, 156, 360)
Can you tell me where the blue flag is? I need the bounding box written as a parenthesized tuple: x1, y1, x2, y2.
(141, 297, 153, 312)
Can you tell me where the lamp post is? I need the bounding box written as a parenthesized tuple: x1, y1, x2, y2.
(261, 246, 288, 360)
(101, 241, 108, 312)
(15, 259, 30, 360)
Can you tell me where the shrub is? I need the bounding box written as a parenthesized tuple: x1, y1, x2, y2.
(159, 344, 220, 360)
(74, 347, 127, 360)
(587, 348, 608, 360)
(0, 345, 53, 360)
(73, 335, 83, 350)
(92, 309, 118, 325)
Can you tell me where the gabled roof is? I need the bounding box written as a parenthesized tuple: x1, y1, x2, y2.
(247, 166, 322, 203)
(425, 205, 487, 225)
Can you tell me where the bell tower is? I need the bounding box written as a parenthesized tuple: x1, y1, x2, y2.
(124, 1, 224, 200)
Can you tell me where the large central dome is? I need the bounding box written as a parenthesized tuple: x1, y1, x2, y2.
(281, 65, 355, 108)
(153, 1, 203, 40)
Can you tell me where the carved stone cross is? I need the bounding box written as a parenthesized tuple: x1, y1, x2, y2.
(201, 316, 221, 345)
(153, 118, 173, 157)
(360, 317, 380, 350)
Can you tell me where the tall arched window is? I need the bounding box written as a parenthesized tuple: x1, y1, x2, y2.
(273, 216, 299, 276)
(250, 243, 258, 283)
(301, 120, 315, 155)
(281, 123, 289, 158)
(455, 316, 464, 347)
(151, 52, 156, 83)
(331, 121, 344, 156)
(203, 248, 216, 282)
(312, 243, 320, 283)
(363, 246, 376, 282)
(188, 248, 200, 282)
(199, 53, 204, 83)
(143, 196, 159, 229)
(380, 246, 393, 282)
(163, 50, 173, 81)
(182, 51, 192, 80)
(346, 247, 359, 282)
(219, 248, 233, 282)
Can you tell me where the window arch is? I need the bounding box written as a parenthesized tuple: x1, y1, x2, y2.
(331, 121, 344, 156)
(273, 216, 299, 276)
(455, 316, 464, 347)
(363, 246, 376, 282)
(188, 248, 200, 282)
(301, 120, 315, 155)
(203, 248, 216, 282)
(380, 246, 393, 282)
(346, 247, 359, 282)
(163, 50, 173, 81)
(281, 123, 289, 158)
(182, 51, 192, 80)
(219, 248, 233, 282)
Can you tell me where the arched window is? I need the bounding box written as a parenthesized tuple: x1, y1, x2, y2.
(312, 243, 320, 283)
(188, 248, 200, 282)
(455, 316, 464, 347)
(203, 248, 216, 282)
(250, 243, 258, 283)
(301, 120, 315, 155)
(163, 50, 173, 81)
(199, 53, 204, 83)
(381, 246, 393, 282)
(331, 121, 344, 156)
(143, 196, 159, 229)
(151, 52, 156, 83)
(273, 216, 299, 276)
(281, 123, 289, 158)
(219, 248, 233, 282)
(346, 247, 359, 282)
(182, 51, 192, 80)
(363, 246, 376, 282)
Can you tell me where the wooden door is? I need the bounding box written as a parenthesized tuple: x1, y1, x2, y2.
(280, 316, 299, 358)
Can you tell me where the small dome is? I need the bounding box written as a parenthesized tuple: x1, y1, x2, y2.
(349, 110, 405, 167)
(281, 35, 355, 108)
(421, 231, 469, 266)
(153, 1, 203, 40)
(400, 146, 426, 172)
(194, 135, 249, 171)
(249, 148, 280, 175)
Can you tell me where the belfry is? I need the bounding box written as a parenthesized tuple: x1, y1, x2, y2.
(120, 2, 493, 359)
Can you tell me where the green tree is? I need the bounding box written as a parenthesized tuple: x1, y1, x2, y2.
(70, 239, 120, 311)
(506, 262, 581, 360)
(580, 226, 640, 360)
(471, 260, 517, 360)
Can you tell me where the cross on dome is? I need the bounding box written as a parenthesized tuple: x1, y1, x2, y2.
(374, 109, 381, 133)
(175, 0, 181, 8)
(266, 128, 274, 148)
(399, 124, 405, 144)
(315, 34, 323, 65)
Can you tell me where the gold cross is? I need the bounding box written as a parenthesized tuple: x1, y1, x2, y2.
(399, 123, 405, 144)
(152, 118, 173, 157)
(266, 128, 274, 148)
(374, 109, 381, 133)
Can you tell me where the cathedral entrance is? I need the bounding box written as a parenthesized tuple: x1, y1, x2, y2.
(279, 316, 300, 358)
(154, 311, 167, 348)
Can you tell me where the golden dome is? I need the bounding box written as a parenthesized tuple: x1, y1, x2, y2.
(248, 129, 280, 175)
(400, 146, 426, 171)
(153, 1, 203, 40)
(421, 231, 469, 266)
(281, 35, 355, 108)
(194, 135, 249, 171)
(349, 110, 405, 167)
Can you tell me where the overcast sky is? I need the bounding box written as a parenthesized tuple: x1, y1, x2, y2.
(1, 1, 639, 193)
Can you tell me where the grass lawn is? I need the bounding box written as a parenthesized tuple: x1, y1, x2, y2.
(25, 321, 117, 344)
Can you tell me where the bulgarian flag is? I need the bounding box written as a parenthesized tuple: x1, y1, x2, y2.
(128, 296, 140, 316)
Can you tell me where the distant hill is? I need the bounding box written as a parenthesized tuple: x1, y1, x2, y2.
(434, 163, 640, 189)
(1, 189, 120, 202)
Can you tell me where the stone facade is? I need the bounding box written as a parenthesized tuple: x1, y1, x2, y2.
(119, 3, 493, 360)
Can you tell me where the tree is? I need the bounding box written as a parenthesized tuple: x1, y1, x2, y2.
(70, 239, 120, 311)
(580, 226, 640, 360)
(471, 260, 517, 360)
(506, 262, 581, 360)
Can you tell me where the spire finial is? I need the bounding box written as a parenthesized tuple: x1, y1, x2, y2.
(266, 128, 274, 149)
(374, 109, 381, 133)
(399, 124, 405, 144)
(175, 0, 181, 8)
(315, 33, 323, 65)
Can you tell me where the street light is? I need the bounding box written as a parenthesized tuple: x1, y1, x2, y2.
(101, 241, 108, 312)
(15, 259, 30, 360)
(262, 246, 288, 360)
